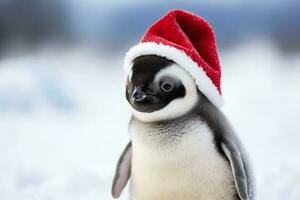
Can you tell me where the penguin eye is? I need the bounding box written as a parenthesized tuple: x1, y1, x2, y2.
(161, 82, 174, 93)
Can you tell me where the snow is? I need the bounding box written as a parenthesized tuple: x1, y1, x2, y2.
(0, 40, 299, 199)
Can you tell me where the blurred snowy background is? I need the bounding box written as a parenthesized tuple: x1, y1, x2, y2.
(0, 0, 300, 200)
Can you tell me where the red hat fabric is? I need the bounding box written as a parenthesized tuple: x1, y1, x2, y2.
(124, 9, 223, 107)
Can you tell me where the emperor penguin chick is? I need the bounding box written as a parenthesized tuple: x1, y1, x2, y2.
(112, 9, 254, 200)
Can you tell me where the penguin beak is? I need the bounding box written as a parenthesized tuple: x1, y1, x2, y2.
(127, 85, 160, 113)
(131, 86, 147, 102)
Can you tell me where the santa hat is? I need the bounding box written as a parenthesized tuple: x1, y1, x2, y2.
(124, 9, 223, 107)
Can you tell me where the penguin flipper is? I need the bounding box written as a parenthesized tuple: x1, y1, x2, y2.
(221, 141, 250, 200)
(111, 141, 132, 199)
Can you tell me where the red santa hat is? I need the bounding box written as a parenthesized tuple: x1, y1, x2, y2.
(124, 9, 223, 107)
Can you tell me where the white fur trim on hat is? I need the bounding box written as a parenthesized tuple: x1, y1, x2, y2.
(124, 42, 224, 108)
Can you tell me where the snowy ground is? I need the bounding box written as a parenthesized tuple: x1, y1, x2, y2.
(0, 40, 299, 200)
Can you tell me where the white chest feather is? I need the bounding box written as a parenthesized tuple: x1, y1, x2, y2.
(129, 119, 236, 200)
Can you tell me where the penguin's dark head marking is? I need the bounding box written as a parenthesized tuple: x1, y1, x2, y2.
(126, 55, 199, 122)
(126, 55, 184, 112)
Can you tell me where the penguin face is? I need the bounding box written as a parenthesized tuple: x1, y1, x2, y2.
(126, 55, 198, 122)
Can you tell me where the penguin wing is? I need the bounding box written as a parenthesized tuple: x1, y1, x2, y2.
(221, 140, 250, 200)
(111, 141, 132, 198)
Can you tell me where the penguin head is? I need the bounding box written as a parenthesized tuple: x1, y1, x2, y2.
(126, 55, 199, 123)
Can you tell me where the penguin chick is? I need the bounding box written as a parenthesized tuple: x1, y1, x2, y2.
(112, 55, 254, 200)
